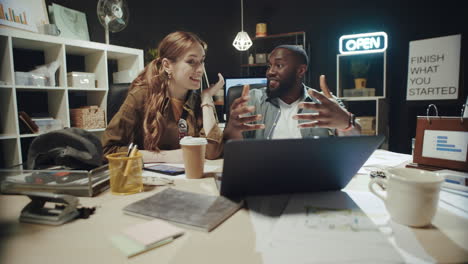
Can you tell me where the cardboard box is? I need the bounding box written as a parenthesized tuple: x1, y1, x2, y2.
(356, 116, 376, 131)
(70, 106, 106, 129)
(67, 72, 95, 88)
(343, 88, 375, 97)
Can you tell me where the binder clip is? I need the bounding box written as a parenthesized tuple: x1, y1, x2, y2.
(19, 192, 80, 225)
(426, 104, 440, 124)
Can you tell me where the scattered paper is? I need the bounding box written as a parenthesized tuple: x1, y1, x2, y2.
(259, 191, 403, 263)
(358, 149, 412, 175)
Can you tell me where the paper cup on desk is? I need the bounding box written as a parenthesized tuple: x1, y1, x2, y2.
(369, 168, 444, 227)
(106, 152, 143, 195)
(180, 137, 207, 179)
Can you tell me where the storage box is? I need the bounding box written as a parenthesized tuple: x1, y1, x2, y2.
(112, 69, 138, 84)
(31, 118, 64, 133)
(356, 116, 376, 131)
(67, 72, 96, 88)
(343, 88, 375, 97)
(361, 129, 376, 136)
(70, 106, 106, 129)
(255, 53, 267, 63)
(15, 72, 48, 86)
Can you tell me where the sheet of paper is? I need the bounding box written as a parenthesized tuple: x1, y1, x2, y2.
(260, 191, 404, 263)
(439, 190, 468, 218)
(347, 191, 435, 263)
(246, 194, 290, 251)
(358, 149, 412, 174)
(122, 218, 184, 246)
(422, 130, 468, 162)
(142, 163, 219, 182)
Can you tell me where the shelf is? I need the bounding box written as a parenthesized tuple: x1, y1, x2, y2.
(19, 133, 39, 138)
(240, 63, 267, 67)
(253, 31, 305, 41)
(68, 87, 107, 91)
(86, 128, 106, 132)
(15, 86, 66, 91)
(337, 51, 387, 148)
(241, 31, 308, 81)
(0, 134, 17, 140)
(340, 96, 385, 101)
(0, 29, 143, 168)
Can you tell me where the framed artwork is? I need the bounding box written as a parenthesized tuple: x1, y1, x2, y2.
(49, 3, 89, 41)
(0, 0, 49, 32)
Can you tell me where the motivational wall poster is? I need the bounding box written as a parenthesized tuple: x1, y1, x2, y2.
(406, 34, 461, 101)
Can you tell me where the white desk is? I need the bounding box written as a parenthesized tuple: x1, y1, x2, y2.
(0, 151, 467, 264)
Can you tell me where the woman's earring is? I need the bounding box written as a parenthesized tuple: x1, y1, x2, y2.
(166, 71, 172, 80)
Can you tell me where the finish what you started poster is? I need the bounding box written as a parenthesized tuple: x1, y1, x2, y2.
(406, 34, 461, 101)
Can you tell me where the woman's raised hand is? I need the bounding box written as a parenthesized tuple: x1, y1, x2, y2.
(202, 73, 225, 98)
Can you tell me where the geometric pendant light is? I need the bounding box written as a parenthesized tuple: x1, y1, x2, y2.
(232, 0, 252, 51)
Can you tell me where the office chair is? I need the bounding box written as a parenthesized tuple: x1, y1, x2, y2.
(226, 83, 265, 121)
(107, 83, 131, 123)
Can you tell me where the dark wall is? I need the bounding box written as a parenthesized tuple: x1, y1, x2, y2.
(46, 0, 466, 154)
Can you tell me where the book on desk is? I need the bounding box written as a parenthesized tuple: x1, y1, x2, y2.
(123, 188, 244, 232)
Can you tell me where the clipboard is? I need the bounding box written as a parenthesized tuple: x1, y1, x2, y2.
(412, 104, 468, 172)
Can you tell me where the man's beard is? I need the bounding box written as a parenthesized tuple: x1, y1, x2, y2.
(266, 74, 296, 99)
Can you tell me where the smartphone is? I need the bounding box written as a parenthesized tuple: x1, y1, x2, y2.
(144, 164, 185, 175)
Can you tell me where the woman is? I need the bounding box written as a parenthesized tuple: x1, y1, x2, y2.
(102, 31, 224, 162)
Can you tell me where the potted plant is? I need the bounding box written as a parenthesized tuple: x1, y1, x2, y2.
(350, 58, 370, 89)
(144, 47, 159, 65)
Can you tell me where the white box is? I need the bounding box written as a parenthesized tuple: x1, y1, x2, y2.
(15, 72, 48, 86)
(67, 72, 96, 88)
(15, 72, 29, 85)
(31, 118, 64, 133)
(113, 69, 138, 84)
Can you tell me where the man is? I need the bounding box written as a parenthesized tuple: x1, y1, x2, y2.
(223, 45, 361, 140)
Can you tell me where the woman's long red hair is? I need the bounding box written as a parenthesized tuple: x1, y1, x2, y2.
(129, 31, 206, 151)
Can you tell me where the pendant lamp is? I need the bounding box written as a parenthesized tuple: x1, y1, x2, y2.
(232, 0, 252, 51)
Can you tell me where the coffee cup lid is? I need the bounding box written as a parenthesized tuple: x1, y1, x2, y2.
(180, 136, 207, 146)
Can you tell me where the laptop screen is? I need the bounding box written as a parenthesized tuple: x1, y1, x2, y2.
(225, 77, 267, 99)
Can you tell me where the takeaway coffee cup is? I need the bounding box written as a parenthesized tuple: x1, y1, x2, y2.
(180, 136, 208, 179)
(369, 167, 444, 227)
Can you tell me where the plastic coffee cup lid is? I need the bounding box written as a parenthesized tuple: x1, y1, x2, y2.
(180, 136, 208, 145)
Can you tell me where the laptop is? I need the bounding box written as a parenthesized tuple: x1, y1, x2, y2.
(220, 135, 385, 198)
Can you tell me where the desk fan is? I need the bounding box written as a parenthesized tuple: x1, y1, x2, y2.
(97, 0, 129, 44)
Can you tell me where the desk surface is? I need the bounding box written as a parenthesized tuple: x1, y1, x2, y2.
(1, 153, 467, 264)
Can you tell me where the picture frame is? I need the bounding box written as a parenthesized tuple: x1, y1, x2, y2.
(49, 3, 90, 41)
(0, 0, 49, 32)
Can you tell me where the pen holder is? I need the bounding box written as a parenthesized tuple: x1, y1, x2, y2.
(106, 152, 143, 195)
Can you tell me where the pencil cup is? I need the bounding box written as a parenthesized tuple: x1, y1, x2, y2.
(180, 137, 207, 179)
(106, 152, 143, 195)
(369, 168, 444, 227)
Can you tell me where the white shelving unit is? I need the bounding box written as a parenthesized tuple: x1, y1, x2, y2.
(0, 28, 143, 168)
(336, 51, 388, 149)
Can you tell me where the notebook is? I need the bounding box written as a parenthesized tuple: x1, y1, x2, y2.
(123, 188, 243, 232)
(110, 219, 184, 257)
(220, 135, 385, 198)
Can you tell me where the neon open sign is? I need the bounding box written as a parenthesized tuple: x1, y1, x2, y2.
(339, 32, 388, 54)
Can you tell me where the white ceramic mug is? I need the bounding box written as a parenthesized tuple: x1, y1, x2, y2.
(369, 167, 444, 227)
